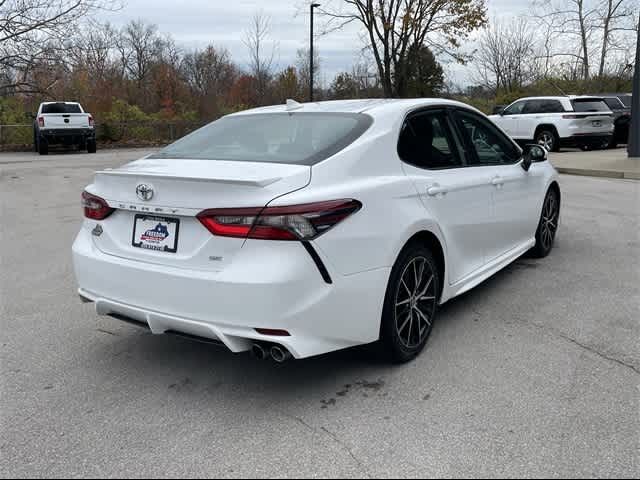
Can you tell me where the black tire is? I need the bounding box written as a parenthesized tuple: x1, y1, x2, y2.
(38, 137, 48, 156)
(580, 145, 590, 151)
(531, 188, 560, 258)
(535, 128, 559, 152)
(87, 139, 97, 154)
(380, 244, 440, 363)
(607, 137, 617, 149)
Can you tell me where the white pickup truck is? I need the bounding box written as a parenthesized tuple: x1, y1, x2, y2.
(33, 102, 97, 155)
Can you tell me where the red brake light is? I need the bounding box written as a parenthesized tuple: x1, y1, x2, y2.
(82, 191, 114, 220)
(197, 199, 362, 241)
(88, 115, 95, 127)
(38, 116, 45, 128)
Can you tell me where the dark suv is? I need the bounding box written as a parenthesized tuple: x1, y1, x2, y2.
(597, 94, 632, 148)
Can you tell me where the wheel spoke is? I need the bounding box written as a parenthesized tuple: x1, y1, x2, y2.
(414, 260, 425, 295)
(416, 274, 433, 299)
(396, 297, 411, 307)
(400, 278, 412, 297)
(398, 312, 411, 336)
(414, 306, 432, 327)
(406, 312, 414, 346)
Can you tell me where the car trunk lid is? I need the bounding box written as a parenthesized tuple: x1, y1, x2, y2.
(89, 157, 311, 271)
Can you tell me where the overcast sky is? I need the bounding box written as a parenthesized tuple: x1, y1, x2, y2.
(103, 0, 531, 86)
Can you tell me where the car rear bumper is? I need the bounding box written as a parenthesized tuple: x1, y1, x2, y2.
(560, 133, 612, 148)
(72, 226, 389, 359)
(40, 128, 95, 144)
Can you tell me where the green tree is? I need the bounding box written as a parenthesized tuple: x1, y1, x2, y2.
(404, 45, 445, 97)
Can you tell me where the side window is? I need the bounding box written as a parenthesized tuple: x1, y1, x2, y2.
(543, 100, 565, 113)
(523, 100, 542, 114)
(503, 101, 525, 116)
(455, 111, 521, 166)
(398, 111, 463, 170)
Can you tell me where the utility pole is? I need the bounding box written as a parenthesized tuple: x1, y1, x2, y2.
(310, 3, 321, 102)
(628, 17, 640, 158)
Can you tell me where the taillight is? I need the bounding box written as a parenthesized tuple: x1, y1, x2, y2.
(197, 199, 362, 241)
(82, 191, 114, 220)
(562, 114, 580, 119)
(88, 115, 95, 127)
(38, 116, 45, 128)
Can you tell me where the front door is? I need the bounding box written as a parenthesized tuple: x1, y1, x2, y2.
(452, 109, 539, 261)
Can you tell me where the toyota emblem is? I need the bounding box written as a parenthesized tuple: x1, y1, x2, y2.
(136, 184, 154, 201)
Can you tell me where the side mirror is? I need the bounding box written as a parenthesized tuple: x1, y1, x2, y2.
(492, 106, 505, 115)
(521, 144, 547, 171)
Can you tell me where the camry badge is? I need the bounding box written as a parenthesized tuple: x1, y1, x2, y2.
(136, 184, 154, 201)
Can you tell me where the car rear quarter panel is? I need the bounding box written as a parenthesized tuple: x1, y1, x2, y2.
(270, 118, 448, 282)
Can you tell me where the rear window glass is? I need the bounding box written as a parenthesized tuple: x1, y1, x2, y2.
(571, 99, 610, 112)
(604, 98, 623, 110)
(42, 103, 82, 114)
(618, 95, 632, 107)
(149, 113, 373, 165)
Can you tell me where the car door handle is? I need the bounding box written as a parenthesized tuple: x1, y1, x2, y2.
(427, 184, 448, 196)
(491, 176, 505, 186)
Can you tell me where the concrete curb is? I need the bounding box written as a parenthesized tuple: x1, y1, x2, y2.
(556, 167, 640, 180)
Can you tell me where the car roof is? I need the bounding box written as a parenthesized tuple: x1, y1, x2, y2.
(41, 101, 81, 105)
(230, 98, 483, 117)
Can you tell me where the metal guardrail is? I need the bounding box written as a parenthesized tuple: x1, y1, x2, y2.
(0, 121, 205, 146)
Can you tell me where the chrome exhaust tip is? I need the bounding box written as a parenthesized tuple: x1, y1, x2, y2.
(270, 345, 292, 363)
(251, 343, 269, 361)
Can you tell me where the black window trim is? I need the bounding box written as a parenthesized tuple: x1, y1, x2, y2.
(450, 108, 523, 168)
(396, 106, 466, 171)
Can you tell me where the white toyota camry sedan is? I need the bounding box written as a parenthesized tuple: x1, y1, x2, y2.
(73, 99, 561, 363)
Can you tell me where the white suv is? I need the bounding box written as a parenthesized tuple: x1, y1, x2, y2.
(489, 96, 614, 152)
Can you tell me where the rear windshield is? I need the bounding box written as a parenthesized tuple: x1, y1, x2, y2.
(41, 103, 82, 114)
(618, 95, 632, 107)
(603, 98, 623, 110)
(571, 99, 610, 112)
(149, 113, 373, 165)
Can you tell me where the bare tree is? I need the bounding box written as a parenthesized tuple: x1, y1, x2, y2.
(117, 20, 163, 89)
(182, 45, 238, 117)
(597, 0, 637, 77)
(295, 47, 321, 99)
(473, 18, 537, 94)
(243, 12, 277, 105)
(532, 0, 636, 81)
(0, 0, 120, 93)
(321, 0, 487, 97)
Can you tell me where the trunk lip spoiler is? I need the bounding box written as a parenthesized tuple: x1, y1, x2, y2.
(94, 170, 284, 188)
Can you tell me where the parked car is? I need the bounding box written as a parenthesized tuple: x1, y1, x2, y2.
(73, 99, 560, 363)
(489, 96, 614, 152)
(594, 94, 632, 148)
(33, 102, 96, 155)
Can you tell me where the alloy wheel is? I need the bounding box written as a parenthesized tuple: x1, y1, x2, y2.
(394, 257, 437, 349)
(540, 192, 558, 251)
(537, 132, 554, 151)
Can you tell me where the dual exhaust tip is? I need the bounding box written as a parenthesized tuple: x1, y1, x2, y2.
(252, 343, 292, 363)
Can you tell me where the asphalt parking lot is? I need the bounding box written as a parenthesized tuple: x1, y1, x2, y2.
(1, 149, 639, 478)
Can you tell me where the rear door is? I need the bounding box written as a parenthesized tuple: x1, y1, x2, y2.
(399, 108, 491, 284)
(452, 109, 542, 261)
(520, 99, 565, 140)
